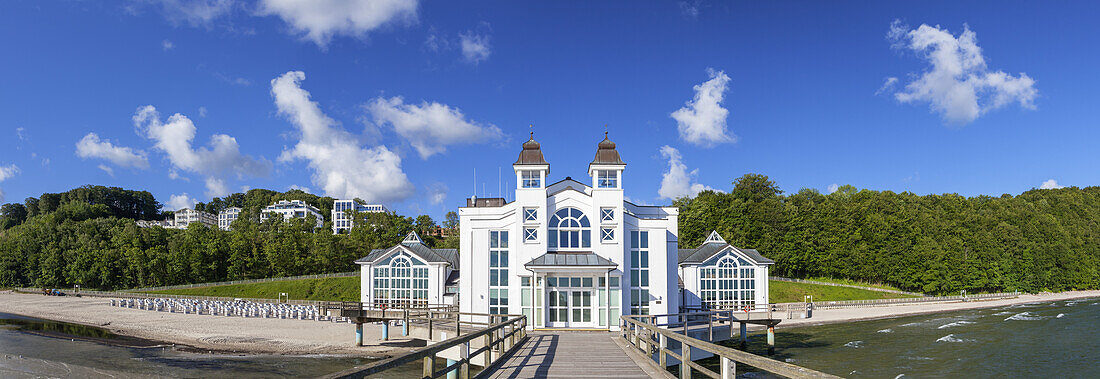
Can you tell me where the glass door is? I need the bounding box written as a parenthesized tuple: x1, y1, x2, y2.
(548, 289, 569, 327)
(570, 290, 593, 325)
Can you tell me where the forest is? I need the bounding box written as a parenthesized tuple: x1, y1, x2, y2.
(2, 177, 1099, 294)
(0, 185, 456, 290)
(676, 174, 1100, 295)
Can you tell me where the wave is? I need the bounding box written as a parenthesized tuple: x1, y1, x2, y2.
(936, 334, 973, 343)
(992, 311, 1015, 316)
(895, 375, 906, 379)
(844, 340, 864, 348)
(1056, 313, 1065, 318)
(877, 328, 893, 333)
(937, 320, 975, 329)
(1004, 312, 1045, 321)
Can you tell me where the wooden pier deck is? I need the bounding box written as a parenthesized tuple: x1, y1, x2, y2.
(482, 331, 658, 378)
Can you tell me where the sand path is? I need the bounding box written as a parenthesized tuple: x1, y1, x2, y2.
(0, 291, 417, 357)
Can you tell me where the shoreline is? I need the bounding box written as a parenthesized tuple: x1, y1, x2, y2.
(776, 290, 1100, 329)
(0, 291, 416, 358)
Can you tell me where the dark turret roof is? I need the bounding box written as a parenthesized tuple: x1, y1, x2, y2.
(515, 132, 548, 165)
(590, 132, 625, 166)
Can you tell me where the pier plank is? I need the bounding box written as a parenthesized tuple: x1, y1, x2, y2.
(483, 331, 652, 378)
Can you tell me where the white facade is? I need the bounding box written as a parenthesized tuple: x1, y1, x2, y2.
(260, 200, 324, 228)
(332, 200, 389, 234)
(356, 232, 457, 306)
(218, 207, 241, 230)
(173, 208, 216, 229)
(459, 134, 679, 330)
(678, 231, 773, 310)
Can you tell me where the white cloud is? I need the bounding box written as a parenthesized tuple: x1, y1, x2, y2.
(133, 105, 271, 198)
(671, 69, 736, 147)
(287, 184, 312, 193)
(657, 146, 716, 200)
(258, 0, 419, 48)
(827, 183, 839, 194)
(166, 193, 197, 211)
(75, 133, 150, 169)
(15, 127, 26, 142)
(459, 31, 491, 64)
(876, 77, 899, 95)
(271, 71, 414, 203)
(98, 165, 115, 176)
(427, 183, 447, 205)
(198, 106, 208, 117)
(679, 1, 700, 17)
(365, 96, 503, 159)
(162, 39, 175, 51)
(137, 0, 236, 28)
(0, 164, 18, 182)
(887, 20, 1038, 124)
(1040, 179, 1063, 190)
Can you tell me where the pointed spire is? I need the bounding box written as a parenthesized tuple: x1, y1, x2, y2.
(515, 128, 548, 165)
(402, 231, 424, 245)
(590, 131, 625, 166)
(704, 230, 726, 244)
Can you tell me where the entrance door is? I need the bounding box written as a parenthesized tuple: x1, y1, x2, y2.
(545, 276, 597, 328)
(570, 290, 593, 325)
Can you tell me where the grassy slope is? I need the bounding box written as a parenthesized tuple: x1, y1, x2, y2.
(148, 277, 360, 302)
(799, 277, 909, 292)
(769, 280, 918, 303)
(144, 277, 915, 304)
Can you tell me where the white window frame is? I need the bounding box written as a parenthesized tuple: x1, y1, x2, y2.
(521, 170, 541, 188)
(601, 227, 615, 243)
(523, 207, 538, 223)
(524, 227, 538, 243)
(600, 207, 615, 223)
(597, 170, 617, 188)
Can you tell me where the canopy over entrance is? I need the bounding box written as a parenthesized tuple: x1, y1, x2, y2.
(524, 252, 617, 273)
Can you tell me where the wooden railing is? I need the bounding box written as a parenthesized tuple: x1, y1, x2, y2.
(620, 311, 839, 379)
(321, 313, 528, 379)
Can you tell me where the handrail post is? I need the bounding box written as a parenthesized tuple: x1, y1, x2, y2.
(708, 312, 714, 342)
(483, 333, 492, 366)
(720, 356, 735, 379)
(659, 332, 667, 367)
(680, 344, 691, 378)
(423, 355, 433, 378)
(459, 341, 470, 379)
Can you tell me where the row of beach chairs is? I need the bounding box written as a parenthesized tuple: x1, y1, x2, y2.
(111, 298, 352, 323)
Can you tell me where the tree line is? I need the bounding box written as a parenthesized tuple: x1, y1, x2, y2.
(0, 186, 459, 290)
(676, 174, 1100, 295)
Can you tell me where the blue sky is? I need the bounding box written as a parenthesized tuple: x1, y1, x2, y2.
(2, 1, 1098, 219)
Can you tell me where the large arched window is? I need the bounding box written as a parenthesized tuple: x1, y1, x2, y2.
(373, 253, 429, 306)
(548, 208, 591, 249)
(699, 254, 755, 309)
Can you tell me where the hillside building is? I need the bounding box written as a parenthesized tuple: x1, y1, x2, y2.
(260, 200, 324, 228)
(332, 200, 388, 234)
(173, 208, 216, 229)
(218, 207, 242, 231)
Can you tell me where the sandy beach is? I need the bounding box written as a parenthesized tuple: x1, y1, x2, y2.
(779, 290, 1100, 328)
(0, 291, 418, 358)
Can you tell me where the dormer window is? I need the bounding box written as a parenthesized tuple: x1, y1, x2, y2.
(548, 208, 591, 249)
(522, 170, 541, 188)
(596, 170, 617, 188)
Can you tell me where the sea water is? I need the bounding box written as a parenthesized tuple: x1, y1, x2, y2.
(734, 298, 1100, 378)
(0, 312, 422, 378)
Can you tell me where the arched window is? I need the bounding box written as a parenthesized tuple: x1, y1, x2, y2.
(699, 254, 755, 309)
(548, 208, 591, 249)
(373, 253, 429, 306)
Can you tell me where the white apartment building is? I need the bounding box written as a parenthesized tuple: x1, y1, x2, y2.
(260, 200, 324, 228)
(332, 200, 389, 234)
(174, 208, 216, 229)
(459, 133, 681, 330)
(218, 207, 242, 231)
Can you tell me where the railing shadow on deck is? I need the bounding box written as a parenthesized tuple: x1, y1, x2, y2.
(319, 313, 528, 379)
